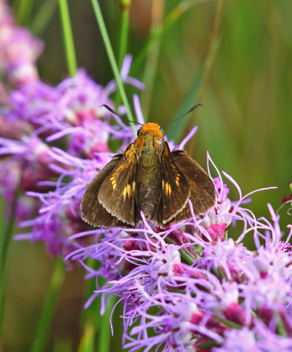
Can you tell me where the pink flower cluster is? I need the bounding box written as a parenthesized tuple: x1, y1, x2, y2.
(0, 4, 143, 256)
(68, 157, 292, 351)
(0, 0, 43, 88)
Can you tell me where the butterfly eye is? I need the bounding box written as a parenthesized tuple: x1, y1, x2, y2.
(137, 127, 142, 136)
(160, 127, 165, 136)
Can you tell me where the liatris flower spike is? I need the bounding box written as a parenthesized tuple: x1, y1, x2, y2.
(67, 96, 287, 351)
(0, 55, 144, 258)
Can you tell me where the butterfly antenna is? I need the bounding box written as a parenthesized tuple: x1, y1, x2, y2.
(101, 105, 143, 126)
(160, 104, 203, 125)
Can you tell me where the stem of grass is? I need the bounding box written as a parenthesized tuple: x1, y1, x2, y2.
(58, 0, 77, 77)
(0, 195, 17, 347)
(140, 0, 165, 122)
(31, 0, 58, 35)
(114, 0, 132, 109)
(97, 295, 115, 352)
(91, 0, 136, 134)
(17, 0, 35, 26)
(31, 257, 66, 352)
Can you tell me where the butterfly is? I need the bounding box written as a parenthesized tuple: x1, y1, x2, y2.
(81, 117, 216, 229)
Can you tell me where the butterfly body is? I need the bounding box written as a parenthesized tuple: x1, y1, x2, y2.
(81, 123, 216, 228)
(135, 124, 163, 221)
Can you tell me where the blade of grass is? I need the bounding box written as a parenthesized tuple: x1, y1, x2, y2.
(91, 0, 136, 135)
(58, 0, 77, 77)
(79, 260, 101, 352)
(141, 0, 165, 122)
(78, 259, 107, 352)
(17, 0, 35, 26)
(185, 0, 225, 156)
(31, 257, 66, 352)
(77, 314, 95, 352)
(31, 0, 58, 36)
(53, 337, 72, 352)
(166, 65, 203, 143)
(118, 0, 131, 70)
(97, 295, 116, 352)
(130, 0, 215, 75)
(114, 0, 132, 113)
(0, 195, 17, 346)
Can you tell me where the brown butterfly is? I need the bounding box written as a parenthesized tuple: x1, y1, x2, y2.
(81, 110, 216, 229)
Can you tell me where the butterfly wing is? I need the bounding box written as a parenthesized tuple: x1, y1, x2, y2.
(152, 141, 190, 227)
(98, 143, 139, 226)
(170, 150, 216, 219)
(81, 154, 129, 227)
(152, 148, 216, 228)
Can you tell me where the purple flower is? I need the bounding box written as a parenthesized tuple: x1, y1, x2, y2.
(66, 142, 284, 351)
(0, 48, 144, 258)
(212, 328, 260, 352)
(0, 1, 43, 87)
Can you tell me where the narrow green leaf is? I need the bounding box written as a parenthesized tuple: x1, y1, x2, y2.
(98, 296, 116, 352)
(215, 316, 243, 330)
(31, 257, 66, 352)
(115, 0, 132, 115)
(274, 311, 287, 337)
(31, 0, 58, 36)
(58, 0, 77, 77)
(0, 192, 18, 343)
(91, 0, 136, 135)
(197, 340, 219, 348)
(164, 237, 195, 265)
(17, 0, 35, 26)
(166, 66, 203, 143)
(78, 315, 95, 352)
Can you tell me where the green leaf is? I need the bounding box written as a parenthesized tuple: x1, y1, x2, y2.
(166, 66, 203, 143)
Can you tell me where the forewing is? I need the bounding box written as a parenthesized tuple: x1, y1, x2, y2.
(171, 150, 216, 215)
(81, 154, 130, 227)
(152, 141, 190, 226)
(98, 143, 138, 226)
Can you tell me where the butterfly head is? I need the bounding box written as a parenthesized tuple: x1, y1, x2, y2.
(137, 123, 165, 138)
(135, 123, 165, 154)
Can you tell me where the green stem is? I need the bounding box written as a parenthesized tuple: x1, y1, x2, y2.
(197, 340, 219, 349)
(164, 237, 195, 265)
(77, 314, 95, 352)
(78, 259, 106, 352)
(115, 0, 132, 109)
(91, 0, 136, 134)
(118, 0, 131, 70)
(215, 316, 243, 330)
(141, 0, 165, 122)
(31, 0, 58, 36)
(0, 188, 19, 346)
(0, 212, 16, 346)
(17, 0, 35, 26)
(58, 0, 77, 77)
(97, 295, 115, 352)
(31, 257, 66, 352)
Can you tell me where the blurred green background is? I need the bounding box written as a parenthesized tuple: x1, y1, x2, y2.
(3, 0, 292, 351)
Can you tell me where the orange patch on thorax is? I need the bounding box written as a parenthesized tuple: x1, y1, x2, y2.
(135, 123, 164, 152)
